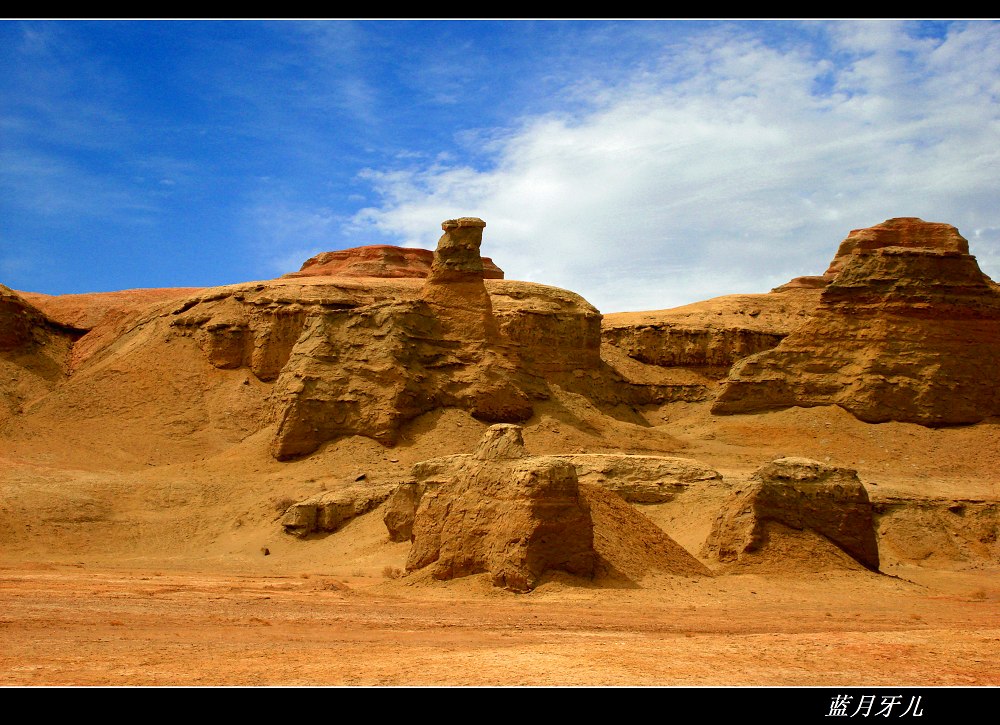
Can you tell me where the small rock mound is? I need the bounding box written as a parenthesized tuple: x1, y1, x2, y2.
(701, 457, 880, 571)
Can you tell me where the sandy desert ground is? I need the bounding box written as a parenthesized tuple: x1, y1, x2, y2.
(2, 400, 998, 688)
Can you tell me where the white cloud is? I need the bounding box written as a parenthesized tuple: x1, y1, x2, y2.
(350, 21, 1000, 312)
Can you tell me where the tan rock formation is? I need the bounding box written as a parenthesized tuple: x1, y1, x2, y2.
(280, 483, 396, 537)
(551, 454, 721, 503)
(383, 483, 426, 542)
(824, 217, 971, 277)
(713, 218, 1000, 425)
(284, 244, 504, 281)
(0, 285, 76, 424)
(385, 448, 721, 539)
(265, 218, 597, 459)
(701, 457, 880, 571)
(421, 217, 499, 342)
(406, 424, 596, 591)
(600, 289, 822, 404)
(393, 425, 713, 588)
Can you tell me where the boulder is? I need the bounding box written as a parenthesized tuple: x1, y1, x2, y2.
(701, 457, 879, 570)
(264, 218, 597, 459)
(382, 483, 426, 542)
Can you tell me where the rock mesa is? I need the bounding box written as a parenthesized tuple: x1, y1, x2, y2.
(713, 218, 1000, 425)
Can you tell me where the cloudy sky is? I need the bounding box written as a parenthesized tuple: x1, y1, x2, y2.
(2, 19, 998, 312)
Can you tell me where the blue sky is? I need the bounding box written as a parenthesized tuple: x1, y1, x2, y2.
(2, 19, 998, 312)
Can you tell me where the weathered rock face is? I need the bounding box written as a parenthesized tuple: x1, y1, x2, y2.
(284, 244, 504, 281)
(280, 483, 396, 537)
(824, 217, 971, 277)
(701, 457, 880, 571)
(0, 285, 76, 424)
(19, 288, 202, 371)
(599, 289, 822, 404)
(390, 425, 713, 588)
(0, 284, 42, 352)
(551, 454, 721, 503)
(406, 425, 596, 592)
(713, 218, 1000, 425)
(170, 286, 317, 384)
(264, 293, 536, 459)
(265, 219, 600, 459)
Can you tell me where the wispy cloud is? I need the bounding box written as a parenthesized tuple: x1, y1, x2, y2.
(350, 21, 1000, 312)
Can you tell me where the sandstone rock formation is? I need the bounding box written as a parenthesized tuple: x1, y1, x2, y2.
(0, 285, 76, 424)
(599, 288, 823, 404)
(284, 244, 504, 280)
(393, 424, 712, 589)
(602, 291, 819, 370)
(713, 218, 1000, 425)
(701, 457, 879, 571)
(263, 218, 599, 459)
(824, 217, 973, 277)
(280, 483, 396, 537)
(550, 454, 721, 503)
(406, 424, 596, 591)
(384, 449, 721, 539)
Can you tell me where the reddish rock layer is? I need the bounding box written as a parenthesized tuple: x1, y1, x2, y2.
(824, 217, 970, 277)
(284, 244, 504, 280)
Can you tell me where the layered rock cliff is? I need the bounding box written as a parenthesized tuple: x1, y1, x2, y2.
(713, 218, 1000, 425)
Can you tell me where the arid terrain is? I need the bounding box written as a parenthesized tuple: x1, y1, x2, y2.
(1, 217, 998, 687)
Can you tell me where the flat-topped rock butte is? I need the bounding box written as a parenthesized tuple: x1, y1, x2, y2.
(0, 216, 997, 686)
